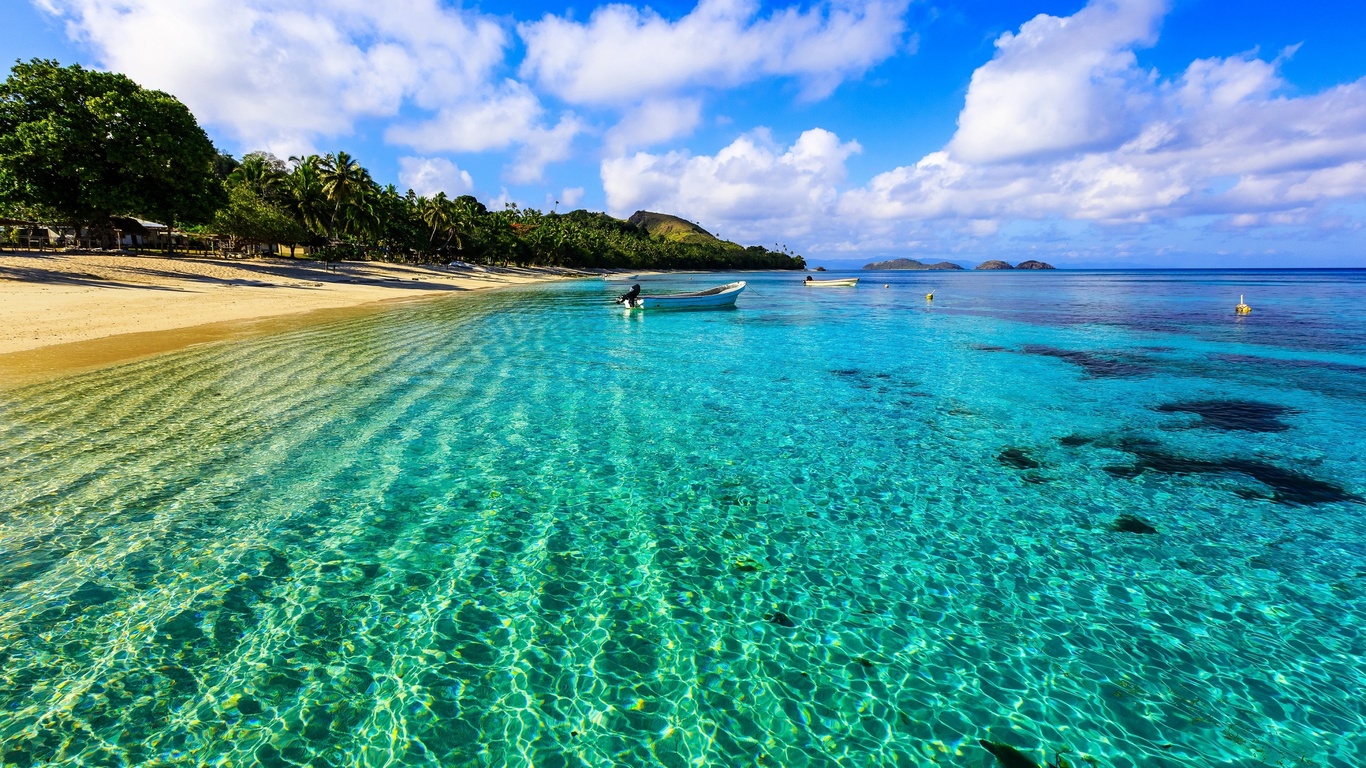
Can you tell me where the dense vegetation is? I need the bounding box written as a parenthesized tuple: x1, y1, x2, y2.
(0, 59, 803, 270)
(0, 60, 223, 241)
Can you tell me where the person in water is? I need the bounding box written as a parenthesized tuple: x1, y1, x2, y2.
(805, 276, 813, 282)
(617, 284, 642, 305)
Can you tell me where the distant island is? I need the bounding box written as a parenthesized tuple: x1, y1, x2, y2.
(863, 258, 1054, 270)
(862, 258, 965, 270)
(976, 260, 1055, 270)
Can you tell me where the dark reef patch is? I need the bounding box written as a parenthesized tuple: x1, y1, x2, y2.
(979, 740, 1043, 768)
(764, 611, 797, 628)
(732, 556, 763, 573)
(1058, 434, 1094, 447)
(997, 448, 1041, 470)
(829, 367, 922, 397)
(1155, 400, 1298, 432)
(1103, 438, 1359, 506)
(1213, 353, 1366, 375)
(971, 344, 1009, 352)
(157, 610, 205, 646)
(1020, 345, 1153, 378)
(67, 581, 120, 612)
(1111, 514, 1158, 534)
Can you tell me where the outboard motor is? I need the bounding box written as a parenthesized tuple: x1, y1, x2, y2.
(616, 283, 642, 305)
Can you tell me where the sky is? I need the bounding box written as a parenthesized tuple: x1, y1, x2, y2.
(3, 0, 1366, 268)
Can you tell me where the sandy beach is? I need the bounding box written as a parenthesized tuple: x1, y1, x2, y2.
(0, 251, 580, 384)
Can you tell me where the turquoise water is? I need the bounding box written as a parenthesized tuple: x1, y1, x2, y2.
(1, 270, 1365, 767)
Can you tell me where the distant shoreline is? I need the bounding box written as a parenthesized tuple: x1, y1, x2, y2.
(828, 266, 1366, 272)
(0, 251, 581, 387)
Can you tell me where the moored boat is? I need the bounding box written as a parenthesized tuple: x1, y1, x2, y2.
(603, 274, 641, 281)
(804, 277, 859, 287)
(624, 281, 746, 309)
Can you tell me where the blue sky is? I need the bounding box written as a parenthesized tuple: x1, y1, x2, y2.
(4, 0, 1366, 267)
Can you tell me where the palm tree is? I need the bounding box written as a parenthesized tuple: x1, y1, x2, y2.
(448, 195, 481, 261)
(284, 156, 328, 239)
(419, 192, 451, 254)
(370, 185, 411, 261)
(227, 152, 286, 199)
(336, 181, 379, 247)
(319, 151, 368, 239)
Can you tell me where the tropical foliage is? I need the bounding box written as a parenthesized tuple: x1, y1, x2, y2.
(205, 152, 805, 269)
(212, 185, 307, 253)
(0, 59, 804, 270)
(0, 59, 222, 244)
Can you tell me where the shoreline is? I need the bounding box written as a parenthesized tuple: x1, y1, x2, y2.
(0, 251, 585, 387)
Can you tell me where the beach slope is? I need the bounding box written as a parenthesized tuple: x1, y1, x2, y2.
(0, 252, 577, 382)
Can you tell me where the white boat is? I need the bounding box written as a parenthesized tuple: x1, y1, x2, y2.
(624, 281, 746, 309)
(603, 274, 640, 281)
(804, 277, 859, 287)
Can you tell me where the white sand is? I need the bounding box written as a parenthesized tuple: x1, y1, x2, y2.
(0, 251, 579, 384)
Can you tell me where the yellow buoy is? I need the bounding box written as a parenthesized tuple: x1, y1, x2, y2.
(926, 291, 934, 301)
(1235, 294, 1251, 315)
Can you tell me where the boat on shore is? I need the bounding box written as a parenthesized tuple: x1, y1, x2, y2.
(623, 281, 746, 309)
(603, 274, 641, 282)
(804, 277, 859, 287)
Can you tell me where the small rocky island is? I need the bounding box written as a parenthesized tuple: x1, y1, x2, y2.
(863, 258, 965, 270)
(973, 260, 1055, 269)
(865, 257, 1056, 270)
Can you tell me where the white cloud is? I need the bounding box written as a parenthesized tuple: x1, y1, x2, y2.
(602, 128, 860, 240)
(509, 116, 584, 184)
(37, 0, 507, 156)
(385, 82, 582, 183)
(397, 157, 474, 198)
(386, 83, 543, 154)
(949, 0, 1166, 163)
(518, 0, 911, 105)
(605, 98, 704, 154)
(842, 0, 1366, 232)
(561, 187, 585, 208)
(601, 0, 1366, 258)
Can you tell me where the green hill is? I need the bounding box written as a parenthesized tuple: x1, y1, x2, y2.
(628, 211, 741, 250)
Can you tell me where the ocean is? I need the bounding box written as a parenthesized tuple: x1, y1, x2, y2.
(1, 269, 1363, 767)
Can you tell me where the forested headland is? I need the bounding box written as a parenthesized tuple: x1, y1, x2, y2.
(0, 60, 804, 270)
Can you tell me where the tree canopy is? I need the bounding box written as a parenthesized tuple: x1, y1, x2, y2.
(200, 151, 806, 269)
(0, 59, 223, 239)
(212, 185, 307, 251)
(1, 59, 804, 269)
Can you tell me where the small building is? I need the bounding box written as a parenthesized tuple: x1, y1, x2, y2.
(0, 218, 61, 249)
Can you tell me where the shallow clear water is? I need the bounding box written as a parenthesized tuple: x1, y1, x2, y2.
(1, 270, 1365, 767)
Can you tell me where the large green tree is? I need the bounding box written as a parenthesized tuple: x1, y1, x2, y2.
(0, 59, 224, 247)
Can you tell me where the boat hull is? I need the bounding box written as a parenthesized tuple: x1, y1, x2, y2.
(804, 278, 859, 287)
(626, 281, 746, 309)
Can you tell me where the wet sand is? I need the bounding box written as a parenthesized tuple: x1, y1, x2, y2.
(0, 252, 581, 386)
